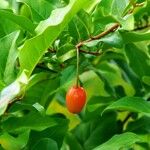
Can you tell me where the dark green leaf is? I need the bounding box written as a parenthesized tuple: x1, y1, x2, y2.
(74, 112, 118, 150)
(27, 117, 68, 149)
(2, 112, 57, 132)
(32, 138, 58, 150)
(126, 116, 150, 134)
(125, 43, 150, 78)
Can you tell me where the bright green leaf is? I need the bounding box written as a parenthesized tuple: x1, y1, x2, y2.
(19, 0, 87, 77)
(0, 10, 35, 34)
(0, 131, 29, 150)
(103, 97, 150, 116)
(94, 132, 141, 150)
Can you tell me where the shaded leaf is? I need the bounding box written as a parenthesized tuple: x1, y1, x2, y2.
(27, 117, 68, 149)
(125, 43, 150, 78)
(32, 138, 58, 150)
(126, 116, 150, 134)
(74, 112, 118, 150)
(2, 112, 57, 132)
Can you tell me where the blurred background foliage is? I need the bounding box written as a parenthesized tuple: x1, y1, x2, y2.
(0, 0, 150, 149)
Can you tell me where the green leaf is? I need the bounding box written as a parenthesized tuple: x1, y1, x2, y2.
(68, 9, 92, 42)
(94, 0, 135, 30)
(85, 96, 115, 120)
(24, 77, 59, 106)
(0, 80, 5, 91)
(142, 76, 150, 86)
(64, 133, 83, 150)
(100, 0, 129, 17)
(2, 112, 57, 132)
(93, 132, 141, 150)
(8, 102, 45, 114)
(126, 116, 150, 134)
(125, 43, 150, 78)
(27, 117, 68, 149)
(79, 70, 109, 98)
(0, 18, 19, 38)
(27, 72, 54, 89)
(103, 97, 150, 117)
(17, 0, 67, 22)
(19, 0, 87, 77)
(111, 0, 129, 17)
(32, 138, 58, 150)
(0, 31, 19, 84)
(74, 112, 118, 150)
(0, 0, 9, 9)
(120, 31, 150, 43)
(60, 65, 76, 88)
(0, 131, 29, 150)
(58, 49, 76, 62)
(94, 62, 135, 96)
(83, 0, 101, 13)
(120, 14, 134, 30)
(0, 10, 35, 34)
(84, 31, 123, 48)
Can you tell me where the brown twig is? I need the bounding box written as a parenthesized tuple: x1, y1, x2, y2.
(79, 49, 103, 56)
(128, 2, 145, 14)
(76, 23, 120, 50)
(47, 24, 120, 56)
(47, 23, 120, 57)
(48, 48, 57, 53)
(92, 23, 120, 40)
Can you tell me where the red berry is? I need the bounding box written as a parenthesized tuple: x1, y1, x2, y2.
(66, 86, 86, 114)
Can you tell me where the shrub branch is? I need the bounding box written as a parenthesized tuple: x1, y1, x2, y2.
(76, 23, 120, 55)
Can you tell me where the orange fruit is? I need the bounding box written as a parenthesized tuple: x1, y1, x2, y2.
(66, 86, 86, 113)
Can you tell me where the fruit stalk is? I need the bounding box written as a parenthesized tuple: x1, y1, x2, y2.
(76, 47, 79, 87)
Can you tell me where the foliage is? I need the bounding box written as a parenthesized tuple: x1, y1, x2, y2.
(0, 0, 150, 149)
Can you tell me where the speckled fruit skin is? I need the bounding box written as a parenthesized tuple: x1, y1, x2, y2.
(66, 86, 86, 114)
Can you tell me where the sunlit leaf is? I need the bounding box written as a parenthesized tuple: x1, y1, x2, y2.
(103, 97, 150, 116)
(94, 132, 141, 150)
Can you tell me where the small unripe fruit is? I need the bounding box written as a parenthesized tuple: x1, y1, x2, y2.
(66, 86, 86, 114)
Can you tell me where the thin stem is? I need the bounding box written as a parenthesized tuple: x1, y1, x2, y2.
(76, 47, 79, 87)
(122, 113, 132, 125)
(79, 49, 103, 56)
(91, 23, 120, 40)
